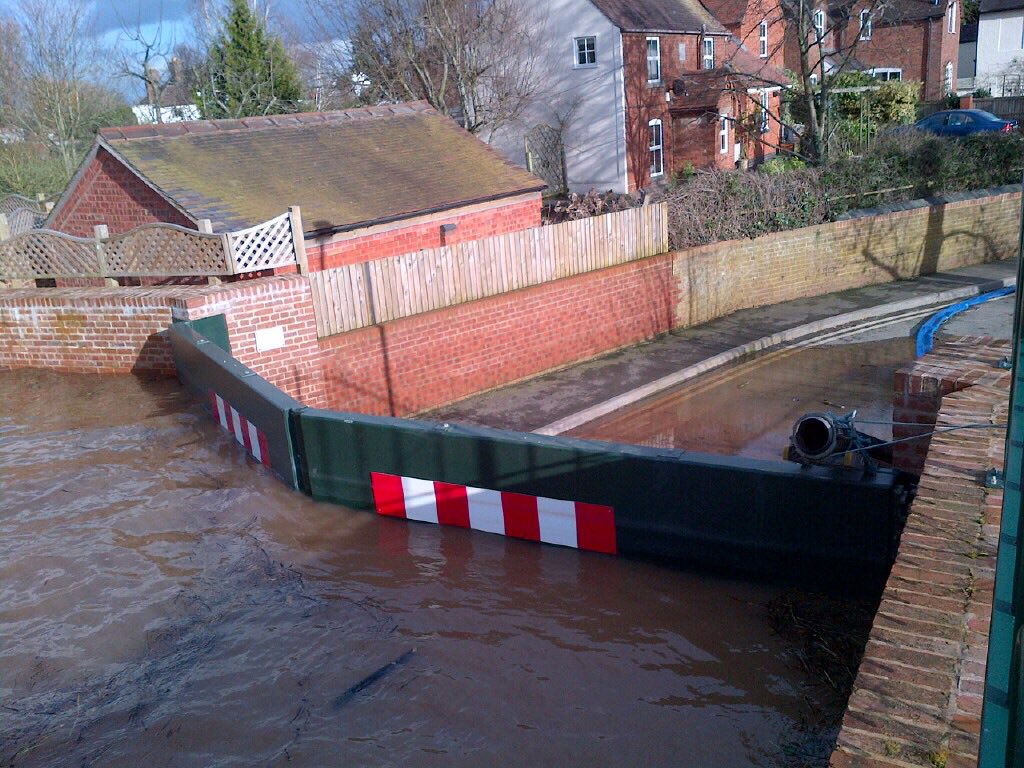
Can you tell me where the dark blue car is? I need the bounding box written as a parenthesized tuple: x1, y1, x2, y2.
(914, 109, 1018, 136)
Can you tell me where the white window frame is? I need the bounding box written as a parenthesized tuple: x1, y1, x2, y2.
(859, 10, 872, 40)
(813, 9, 826, 40)
(646, 36, 662, 83)
(868, 67, 902, 81)
(944, 61, 954, 93)
(648, 118, 664, 177)
(574, 36, 597, 67)
(759, 90, 770, 133)
(702, 37, 715, 70)
(719, 115, 729, 154)
(678, 42, 687, 62)
(759, 20, 769, 57)
(809, 72, 819, 85)
(948, 0, 957, 33)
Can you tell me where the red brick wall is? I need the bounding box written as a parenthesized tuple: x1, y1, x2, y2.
(318, 254, 677, 415)
(0, 277, 327, 407)
(51, 147, 195, 237)
(306, 194, 543, 271)
(832, 342, 1008, 768)
(892, 336, 1011, 474)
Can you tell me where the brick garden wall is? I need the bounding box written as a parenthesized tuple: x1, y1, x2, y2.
(831, 341, 1009, 768)
(675, 188, 1021, 327)
(0, 276, 326, 407)
(305, 193, 542, 271)
(50, 147, 195, 237)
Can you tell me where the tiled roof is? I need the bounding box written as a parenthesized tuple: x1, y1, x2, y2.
(698, 0, 750, 27)
(724, 39, 791, 85)
(829, 0, 950, 21)
(980, 0, 1024, 14)
(98, 102, 545, 234)
(589, 0, 729, 33)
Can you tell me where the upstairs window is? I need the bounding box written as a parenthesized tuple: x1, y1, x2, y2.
(859, 10, 872, 40)
(948, 0, 957, 32)
(759, 20, 769, 57)
(813, 9, 826, 40)
(574, 36, 596, 66)
(703, 37, 715, 69)
(646, 37, 661, 82)
(649, 119, 664, 177)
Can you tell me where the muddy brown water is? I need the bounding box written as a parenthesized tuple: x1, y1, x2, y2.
(569, 338, 915, 457)
(1, 370, 853, 767)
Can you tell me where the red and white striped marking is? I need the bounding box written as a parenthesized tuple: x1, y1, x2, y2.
(371, 472, 616, 554)
(209, 390, 271, 469)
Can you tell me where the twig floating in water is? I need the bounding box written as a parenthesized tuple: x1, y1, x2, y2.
(333, 649, 416, 709)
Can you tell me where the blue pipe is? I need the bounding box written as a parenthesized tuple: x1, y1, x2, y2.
(915, 286, 1016, 357)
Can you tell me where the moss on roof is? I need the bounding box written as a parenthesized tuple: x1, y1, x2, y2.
(106, 107, 545, 234)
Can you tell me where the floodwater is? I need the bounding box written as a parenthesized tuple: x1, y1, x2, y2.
(569, 337, 916, 458)
(1, 370, 847, 768)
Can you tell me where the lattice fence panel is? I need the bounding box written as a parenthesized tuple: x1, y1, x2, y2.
(227, 213, 297, 274)
(0, 194, 42, 218)
(0, 230, 98, 278)
(6, 207, 46, 237)
(103, 224, 229, 276)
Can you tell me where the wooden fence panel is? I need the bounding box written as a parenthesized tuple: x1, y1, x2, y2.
(308, 203, 669, 337)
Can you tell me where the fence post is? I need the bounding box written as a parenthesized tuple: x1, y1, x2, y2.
(198, 219, 213, 234)
(288, 206, 309, 275)
(94, 224, 116, 286)
(0, 213, 9, 242)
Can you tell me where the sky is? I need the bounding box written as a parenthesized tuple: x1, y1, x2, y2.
(0, 0, 338, 99)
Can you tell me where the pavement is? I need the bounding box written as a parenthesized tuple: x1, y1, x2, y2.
(423, 258, 1019, 434)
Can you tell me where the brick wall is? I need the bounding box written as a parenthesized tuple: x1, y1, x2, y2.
(318, 254, 677, 415)
(51, 147, 195, 237)
(831, 342, 1008, 768)
(0, 276, 326, 407)
(892, 337, 1011, 474)
(306, 193, 542, 271)
(675, 188, 1021, 327)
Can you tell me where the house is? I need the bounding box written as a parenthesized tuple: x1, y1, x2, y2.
(975, 0, 1024, 95)
(47, 103, 545, 271)
(489, 0, 789, 193)
(785, 0, 960, 100)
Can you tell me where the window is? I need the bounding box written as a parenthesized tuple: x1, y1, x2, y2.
(759, 90, 770, 133)
(649, 119, 664, 177)
(948, 0, 957, 32)
(759, 20, 769, 57)
(703, 37, 715, 69)
(719, 115, 729, 154)
(859, 10, 872, 40)
(678, 42, 687, 62)
(574, 36, 597, 66)
(646, 37, 661, 82)
(869, 67, 902, 80)
(944, 61, 954, 93)
(813, 9, 826, 40)
(809, 72, 819, 85)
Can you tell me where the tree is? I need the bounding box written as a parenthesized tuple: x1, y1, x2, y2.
(193, 0, 305, 119)
(113, 9, 178, 123)
(308, 0, 541, 138)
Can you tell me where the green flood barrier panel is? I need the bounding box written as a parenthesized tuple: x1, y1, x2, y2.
(168, 323, 303, 489)
(296, 408, 904, 588)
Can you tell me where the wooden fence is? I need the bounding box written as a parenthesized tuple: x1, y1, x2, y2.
(0, 207, 308, 283)
(309, 203, 669, 338)
(0, 193, 48, 241)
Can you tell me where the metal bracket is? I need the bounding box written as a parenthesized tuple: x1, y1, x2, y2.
(984, 467, 1005, 489)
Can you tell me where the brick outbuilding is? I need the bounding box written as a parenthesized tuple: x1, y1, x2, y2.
(47, 102, 547, 270)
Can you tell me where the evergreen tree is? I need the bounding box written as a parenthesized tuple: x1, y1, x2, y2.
(194, 0, 305, 119)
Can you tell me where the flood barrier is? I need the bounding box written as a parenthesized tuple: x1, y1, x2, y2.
(170, 323, 906, 588)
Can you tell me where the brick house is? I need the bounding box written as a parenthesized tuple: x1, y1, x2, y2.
(490, 0, 790, 193)
(47, 102, 546, 271)
(784, 0, 960, 101)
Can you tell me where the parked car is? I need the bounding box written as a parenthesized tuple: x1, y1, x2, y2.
(913, 109, 1018, 137)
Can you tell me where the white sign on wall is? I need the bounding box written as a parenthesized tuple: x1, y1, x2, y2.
(254, 326, 286, 352)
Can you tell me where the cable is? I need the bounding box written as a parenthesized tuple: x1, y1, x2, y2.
(845, 422, 1007, 453)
